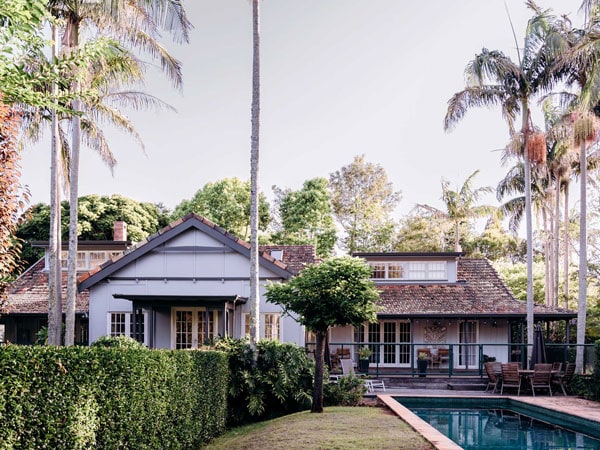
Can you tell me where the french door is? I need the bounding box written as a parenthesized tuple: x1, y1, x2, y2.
(172, 308, 217, 349)
(458, 320, 478, 368)
(355, 321, 411, 367)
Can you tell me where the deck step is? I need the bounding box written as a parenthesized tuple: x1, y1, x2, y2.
(447, 382, 487, 391)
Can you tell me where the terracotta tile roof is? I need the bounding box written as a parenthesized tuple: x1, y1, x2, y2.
(259, 245, 316, 274)
(4, 258, 89, 315)
(377, 258, 575, 318)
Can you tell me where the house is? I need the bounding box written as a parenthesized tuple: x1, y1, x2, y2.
(3, 214, 576, 369)
(0, 221, 130, 345)
(77, 213, 315, 348)
(326, 252, 577, 370)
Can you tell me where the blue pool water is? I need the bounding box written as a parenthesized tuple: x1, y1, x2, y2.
(395, 397, 600, 450)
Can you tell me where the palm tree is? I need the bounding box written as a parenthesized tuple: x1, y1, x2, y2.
(249, 0, 261, 346)
(45, 0, 191, 345)
(418, 170, 495, 252)
(444, 6, 558, 352)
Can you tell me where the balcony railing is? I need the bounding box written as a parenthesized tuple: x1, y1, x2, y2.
(307, 341, 596, 378)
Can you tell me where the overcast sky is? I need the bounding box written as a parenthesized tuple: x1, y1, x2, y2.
(19, 0, 585, 221)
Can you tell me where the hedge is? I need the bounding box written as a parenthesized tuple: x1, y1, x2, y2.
(0, 345, 228, 449)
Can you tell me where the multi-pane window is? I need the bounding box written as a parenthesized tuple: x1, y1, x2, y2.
(55, 250, 123, 272)
(355, 321, 411, 366)
(369, 261, 447, 281)
(109, 311, 145, 344)
(264, 314, 280, 340)
(243, 313, 281, 340)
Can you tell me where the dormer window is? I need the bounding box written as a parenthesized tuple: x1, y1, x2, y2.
(369, 261, 447, 281)
(48, 250, 123, 272)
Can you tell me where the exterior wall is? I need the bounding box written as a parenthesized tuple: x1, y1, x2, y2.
(326, 318, 513, 368)
(88, 228, 305, 347)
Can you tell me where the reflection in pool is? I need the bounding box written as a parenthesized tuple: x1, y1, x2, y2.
(411, 408, 600, 450)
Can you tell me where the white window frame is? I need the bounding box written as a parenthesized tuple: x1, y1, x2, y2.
(171, 307, 218, 349)
(264, 313, 281, 341)
(107, 311, 148, 346)
(242, 313, 281, 340)
(49, 250, 123, 272)
(369, 261, 448, 281)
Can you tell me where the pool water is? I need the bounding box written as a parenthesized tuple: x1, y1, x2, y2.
(412, 407, 600, 449)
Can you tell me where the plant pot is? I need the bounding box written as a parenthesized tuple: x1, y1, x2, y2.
(358, 358, 370, 373)
(417, 359, 428, 377)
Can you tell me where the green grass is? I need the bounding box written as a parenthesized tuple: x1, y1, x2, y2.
(200, 406, 434, 450)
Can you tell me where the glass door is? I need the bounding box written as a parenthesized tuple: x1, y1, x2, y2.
(173, 308, 218, 349)
(459, 320, 478, 368)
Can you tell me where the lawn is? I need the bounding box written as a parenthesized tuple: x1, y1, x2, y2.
(200, 405, 434, 450)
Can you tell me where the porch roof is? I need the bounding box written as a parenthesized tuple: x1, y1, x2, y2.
(376, 258, 576, 320)
(112, 293, 246, 308)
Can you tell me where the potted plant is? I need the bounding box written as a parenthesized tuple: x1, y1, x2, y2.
(417, 351, 429, 377)
(357, 346, 372, 373)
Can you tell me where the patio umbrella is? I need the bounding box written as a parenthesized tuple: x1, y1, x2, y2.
(529, 322, 547, 369)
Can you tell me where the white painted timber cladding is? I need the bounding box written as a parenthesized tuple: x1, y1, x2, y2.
(88, 228, 305, 347)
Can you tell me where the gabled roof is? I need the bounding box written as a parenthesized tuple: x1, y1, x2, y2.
(78, 213, 303, 291)
(376, 258, 575, 319)
(3, 258, 89, 315)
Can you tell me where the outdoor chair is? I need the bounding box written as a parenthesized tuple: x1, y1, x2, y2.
(529, 365, 552, 396)
(500, 363, 522, 395)
(552, 362, 575, 395)
(552, 362, 563, 373)
(484, 362, 500, 393)
(364, 378, 386, 393)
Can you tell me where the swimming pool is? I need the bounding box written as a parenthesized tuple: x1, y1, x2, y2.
(393, 397, 600, 450)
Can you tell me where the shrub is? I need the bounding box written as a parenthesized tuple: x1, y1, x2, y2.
(215, 338, 313, 425)
(323, 374, 366, 406)
(0, 345, 228, 449)
(91, 335, 146, 349)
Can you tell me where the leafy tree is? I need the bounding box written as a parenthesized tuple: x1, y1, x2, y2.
(265, 256, 379, 413)
(16, 195, 169, 270)
(172, 178, 270, 241)
(329, 155, 401, 254)
(0, 100, 28, 308)
(469, 215, 525, 262)
(270, 178, 336, 257)
(394, 209, 446, 253)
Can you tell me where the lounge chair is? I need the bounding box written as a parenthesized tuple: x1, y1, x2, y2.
(339, 358, 386, 393)
(552, 362, 575, 396)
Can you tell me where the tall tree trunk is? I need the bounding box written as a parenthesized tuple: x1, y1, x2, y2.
(65, 21, 80, 347)
(454, 220, 461, 252)
(522, 105, 534, 358)
(312, 329, 326, 413)
(249, 0, 261, 346)
(554, 177, 560, 308)
(542, 207, 550, 306)
(48, 24, 62, 346)
(576, 141, 587, 373)
(563, 182, 570, 310)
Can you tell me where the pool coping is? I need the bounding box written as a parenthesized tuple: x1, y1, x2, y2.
(377, 393, 600, 450)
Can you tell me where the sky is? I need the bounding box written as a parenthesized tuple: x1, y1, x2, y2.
(19, 0, 585, 222)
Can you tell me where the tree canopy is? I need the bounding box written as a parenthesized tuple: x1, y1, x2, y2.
(329, 155, 401, 254)
(270, 178, 336, 257)
(265, 256, 379, 413)
(172, 178, 270, 241)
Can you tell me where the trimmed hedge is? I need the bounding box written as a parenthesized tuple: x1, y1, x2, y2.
(0, 344, 228, 449)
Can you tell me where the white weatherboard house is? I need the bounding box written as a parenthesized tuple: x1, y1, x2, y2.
(78, 213, 315, 348)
